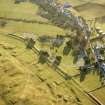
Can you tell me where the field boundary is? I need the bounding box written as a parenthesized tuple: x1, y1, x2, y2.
(88, 85, 105, 93)
(87, 93, 104, 105)
(0, 16, 50, 25)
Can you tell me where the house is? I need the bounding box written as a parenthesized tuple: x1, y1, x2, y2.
(52, 35, 64, 47)
(63, 3, 72, 9)
(22, 32, 36, 41)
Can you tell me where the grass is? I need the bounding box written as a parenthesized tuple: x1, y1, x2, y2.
(74, 72, 102, 92)
(75, 2, 105, 19)
(91, 87, 105, 105)
(59, 0, 105, 6)
(0, 30, 96, 105)
(0, 32, 86, 105)
(0, 20, 65, 36)
(58, 0, 86, 6)
(36, 39, 80, 76)
(0, 0, 66, 36)
(59, 0, 105, 20)
(0, 0, 105, 104)
(0, 0, 48, 22)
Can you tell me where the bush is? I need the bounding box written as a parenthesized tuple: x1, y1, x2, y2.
(0, 21, 7, 27)
(26, 38, 35, 49)
(14, 0, 26, 4)
(38, 51, 49, 64)
(53, 56, 62, 66)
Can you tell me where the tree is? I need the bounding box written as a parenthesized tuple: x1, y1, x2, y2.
(84, 56, 90, 65)
(71, 50, 79, 64)
(53, 56, 62, 66)
(80, 66, 87, 82)
(14, 0, 26, 4)
(52, 35, 64, 48)
(0, 21, 7, 27)
(26, 38, 35, 49)
(63, 40, 72, 55)
(38, 50, 49, 64)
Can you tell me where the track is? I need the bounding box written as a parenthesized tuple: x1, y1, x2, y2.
(0, 32, 102, 105)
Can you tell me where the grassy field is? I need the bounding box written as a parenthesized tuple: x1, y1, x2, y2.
(59, 0, 105, 5)
(0, 0, 66, 36)
(0, 20, 65, 36)
(0, 32, 96, 105)
(36, 39, 80, 76)
(59, 0, 105, 20)
(58, 0, 86, 6)
(74, 2, 105, 19)
(74, 73, 102, 92)
(0, 34, 64, 105)
(0, 0, 48, 22)
(91, 87, 105, 105)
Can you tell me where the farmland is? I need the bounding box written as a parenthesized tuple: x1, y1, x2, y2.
(0, 0, 105, 105)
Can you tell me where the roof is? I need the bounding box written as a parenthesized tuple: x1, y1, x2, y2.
(22, 32, 36, 41)
(63, 3, 72, 8)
